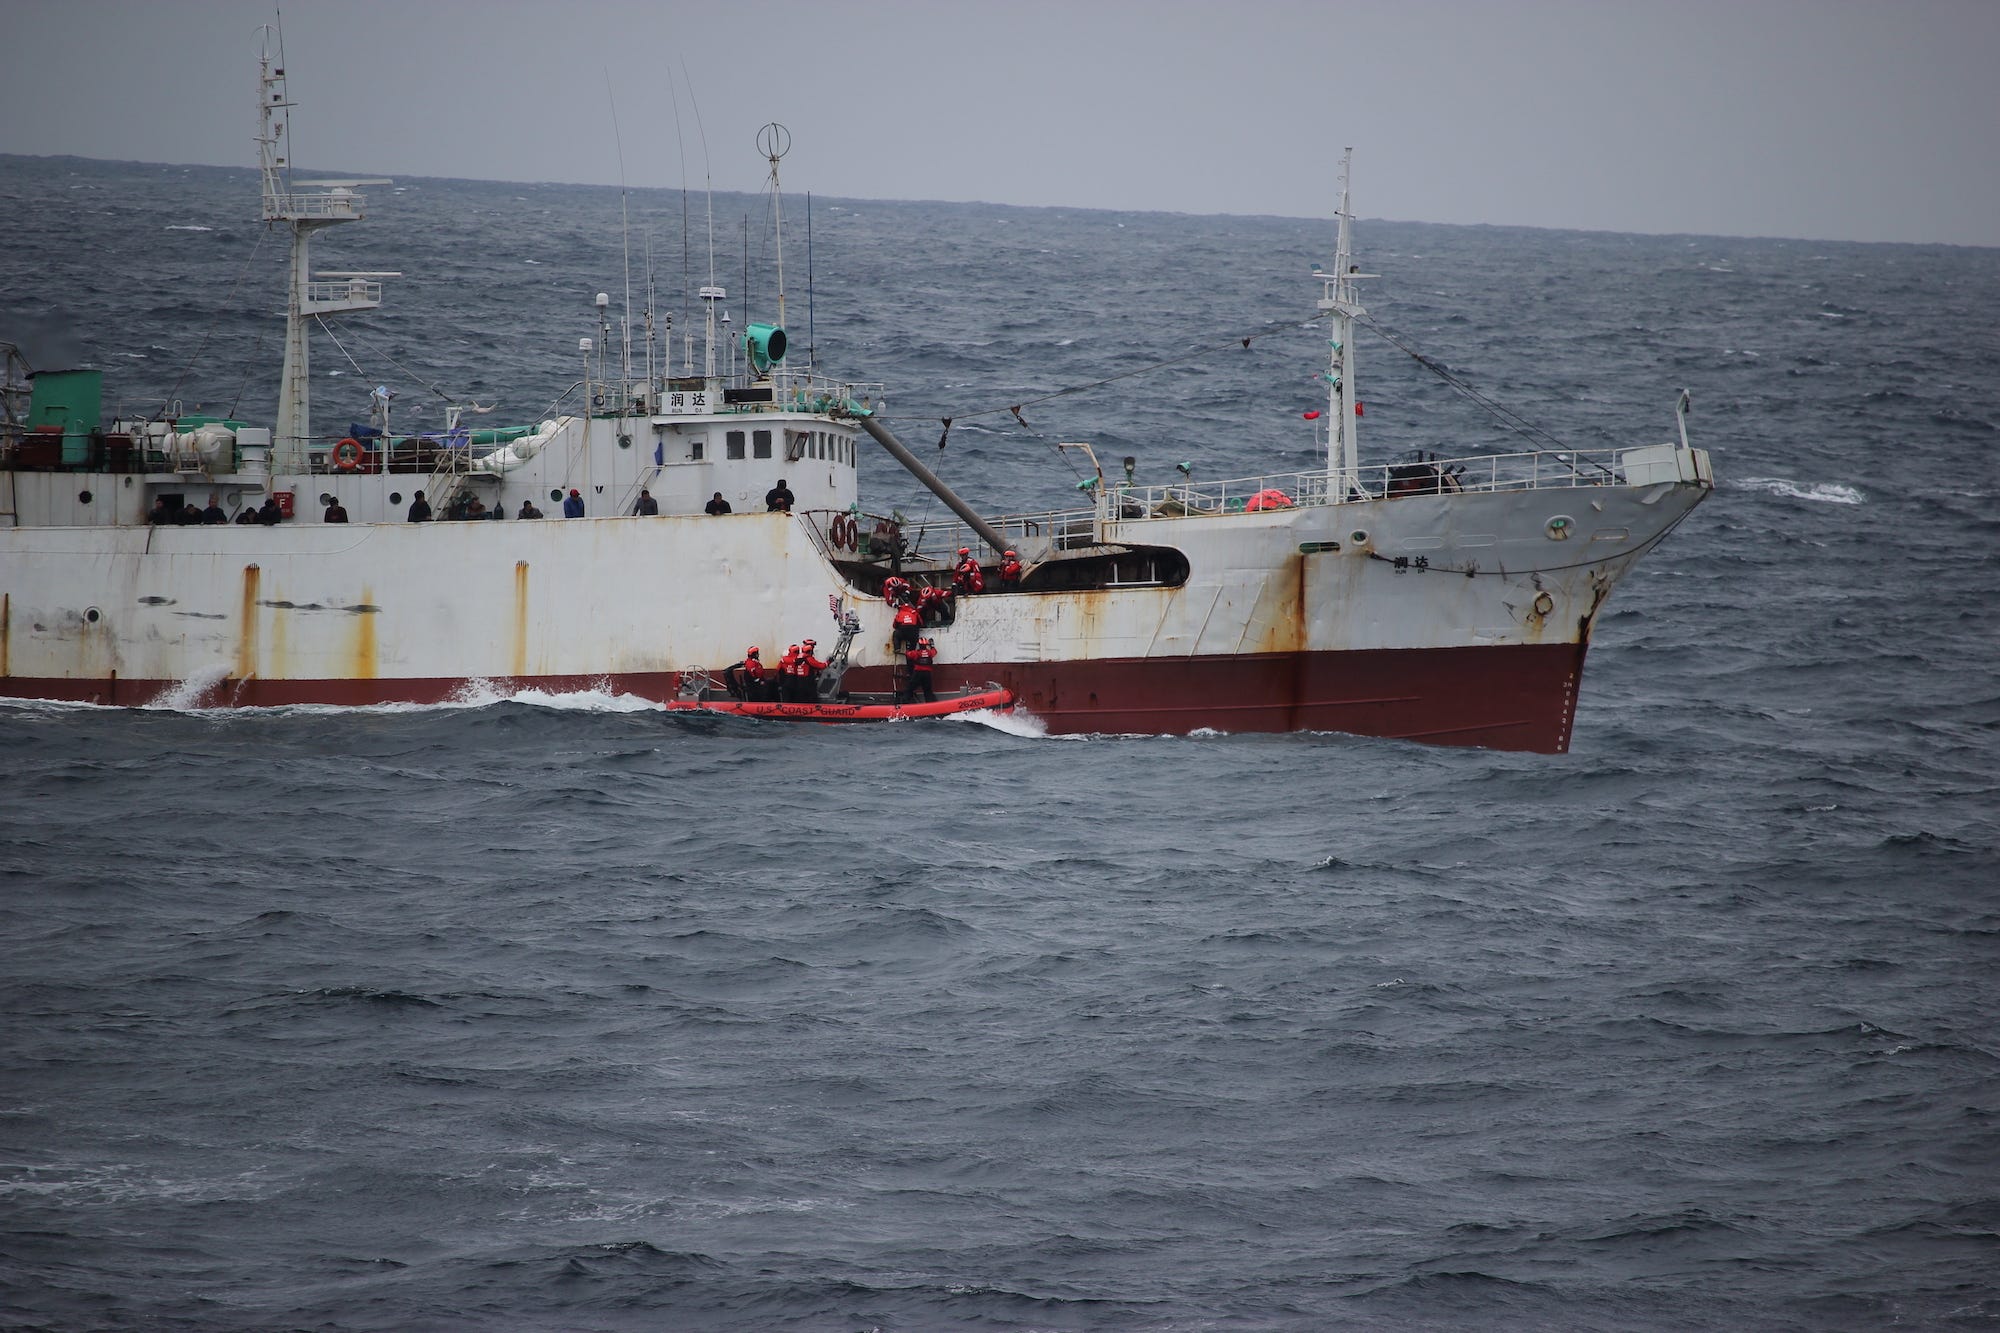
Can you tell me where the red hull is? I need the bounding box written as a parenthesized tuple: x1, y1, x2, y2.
(0, 642, 1586, 751)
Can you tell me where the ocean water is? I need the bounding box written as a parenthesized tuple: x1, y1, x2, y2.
(2, 153, 1998, 1330)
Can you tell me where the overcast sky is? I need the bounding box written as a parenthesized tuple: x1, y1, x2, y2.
(4, 0, 1995, 246)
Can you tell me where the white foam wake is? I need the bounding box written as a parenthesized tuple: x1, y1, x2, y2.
(945, 707, 1049, 738)
(141, 663, 234, 710)
(1736, 477, 1865, 505)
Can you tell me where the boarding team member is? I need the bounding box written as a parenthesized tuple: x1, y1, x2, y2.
(952, 548, 984, 596)
(900, 637, 938, 704)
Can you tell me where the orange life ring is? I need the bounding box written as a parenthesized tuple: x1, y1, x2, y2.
(333, 438, 363, 472)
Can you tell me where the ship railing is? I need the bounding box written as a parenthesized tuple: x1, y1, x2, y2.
(264, 191, 363, 221)
(897, 506, 1108, 564)
(305, 277, 382, 306)
(1095, 446, 1637, 520)
(1354, 446, 1633, 497)
(890, 445, 1646, 558)
(587, 370, 887, 419)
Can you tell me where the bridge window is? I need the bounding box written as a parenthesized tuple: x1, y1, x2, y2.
(726, 430, 745, 460)
(753, 429, 772, 459)
(690, 437, 705, 460)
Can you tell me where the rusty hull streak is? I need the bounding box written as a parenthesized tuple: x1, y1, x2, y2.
(1243, 551, 1306, 657)
(237, 563, 260, 683)
(513, 560, 530, 678)
(350, 585, 378, 679)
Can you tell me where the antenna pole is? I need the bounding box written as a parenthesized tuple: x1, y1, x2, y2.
(259, 20, 390, 472)
(1316, 147, 1367, 500)
(758, 123, 790, 388)
(807, 190, 815, 374)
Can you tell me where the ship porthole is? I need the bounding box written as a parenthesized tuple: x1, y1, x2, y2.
(1534, 592, 1555, 616)
(79, 489, 94, 504)
(1546, 515, 1575, 540)
(1349, 529, 1369, 545)
(549, 489, 564, 503)
(389, 491, 403, 505)
(85, 607, 102, 624)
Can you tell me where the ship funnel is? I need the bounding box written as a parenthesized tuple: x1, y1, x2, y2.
(744, 323, 787, 374)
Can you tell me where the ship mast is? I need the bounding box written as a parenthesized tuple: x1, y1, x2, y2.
(1316, 147, 1368, 499)
(760, 123, 789, 340)
(258, 23, 391, 472)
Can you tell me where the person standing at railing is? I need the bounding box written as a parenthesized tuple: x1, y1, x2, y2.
(562, 488, 586, 518)
(765, 479, 794, 513)
(633, 488, 659, 516)
(998, 550, 1022, 587)
(407, 490, 432, 522)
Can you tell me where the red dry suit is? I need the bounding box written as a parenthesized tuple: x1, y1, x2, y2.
(952, 556, 985, 596)
(900, 641, 938, 703)
(892, 602, 923, 651)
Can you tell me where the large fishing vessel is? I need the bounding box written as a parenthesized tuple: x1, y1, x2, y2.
(0, 34, 1711, 750)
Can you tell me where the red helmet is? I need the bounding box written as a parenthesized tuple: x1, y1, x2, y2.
(787, 644, 798, 654)
(569, 488, 580, 497)
(803, 639, 816, 648)
(746, 647, 759, 657)
(957, 548, 970, 556)
(1004, 549, 1017, 558)
(919, 637, 933, 646)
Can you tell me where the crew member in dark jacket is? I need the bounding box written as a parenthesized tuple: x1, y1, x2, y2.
(408, 490, 432, 522)
(562, 488, 586, 518)
(324, 496, 349, 523)
(705, 492, 732, 515)
(633, 488, 659, 516)
(764, 479, 794, 512)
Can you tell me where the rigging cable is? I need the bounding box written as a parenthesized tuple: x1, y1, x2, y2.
(1358, 311, 1602, 469)
(157, 228, 267, 420)
(936, 311, 1310, 432)
(313, 316, 493, 416)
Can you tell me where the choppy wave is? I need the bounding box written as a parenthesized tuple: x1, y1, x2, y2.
(1734, 476, 1866, 504)
(2, 153, 1996, 1333)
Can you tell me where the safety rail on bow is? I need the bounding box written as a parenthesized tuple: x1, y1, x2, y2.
(888, 446, 1653, 563)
